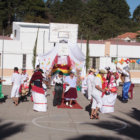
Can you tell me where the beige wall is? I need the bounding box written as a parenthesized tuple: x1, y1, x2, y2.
(0, 69, 34, 77)
(105, 42, 110, 56)
(130, 71, 140, 78)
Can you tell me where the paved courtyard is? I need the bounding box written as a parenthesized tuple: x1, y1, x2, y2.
(0, 85, 140, 140)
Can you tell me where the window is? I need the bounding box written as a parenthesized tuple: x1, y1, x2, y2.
(22, 54, 26, 69)
(14, 30, 17, 37)
(129, 58, 140, 70)
(111, 57, 117, 63)
(89, 57, 100, 69)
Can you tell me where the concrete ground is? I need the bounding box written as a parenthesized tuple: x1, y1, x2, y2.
(0, 85, 140, 140)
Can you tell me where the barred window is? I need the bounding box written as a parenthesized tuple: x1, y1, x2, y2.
(22, 54, 26, 69)
(89, 57, 100, 69)
(111, 57, 117, 63)
(14, 30, 17, 37)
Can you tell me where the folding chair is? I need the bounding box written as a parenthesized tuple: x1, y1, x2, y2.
(129, 84, 135, 99)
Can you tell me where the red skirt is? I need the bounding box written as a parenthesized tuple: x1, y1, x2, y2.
(64, 88, 77, 99)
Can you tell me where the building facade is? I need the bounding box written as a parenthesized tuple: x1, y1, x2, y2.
(0, 22, 140, 84)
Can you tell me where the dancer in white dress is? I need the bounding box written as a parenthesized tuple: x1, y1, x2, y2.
(87, 68, 96, 101)
(90, 69, 106, 119)
(11, 67, 22, 105)
(101, 69, 118, 113)
(30, 69, 47, 112)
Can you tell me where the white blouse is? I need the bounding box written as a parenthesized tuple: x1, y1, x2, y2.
(65, 76, 77, 88)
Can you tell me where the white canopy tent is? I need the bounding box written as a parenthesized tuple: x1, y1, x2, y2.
(36, 43, 86, 76)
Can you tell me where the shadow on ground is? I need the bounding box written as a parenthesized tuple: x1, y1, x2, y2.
(67, 108, 140, 140)
(0, 119, 25, 140)
(0, 95, 8, 103)
(85, 104, 91, 117)
(67, 135, 121, 140)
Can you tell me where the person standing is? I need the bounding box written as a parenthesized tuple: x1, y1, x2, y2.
(117, 65, 131, 103)
(11, 67, 22, 105)
(101, 69, 118, 113)
(64, 71, 77, 107)
(27, 65, 40, 96)
(21, 69, 29, 84)
(30, 69, 47, 112)
(87, 68, 96, 101)
(53, 71, 63, 106)
(20, 69, 29, 100)
(90, 69, 106, 119)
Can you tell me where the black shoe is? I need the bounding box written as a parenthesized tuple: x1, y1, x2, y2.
(122, 100, 128, 103)
(53, 104, 57, 106)
(57, 102, 61, 105)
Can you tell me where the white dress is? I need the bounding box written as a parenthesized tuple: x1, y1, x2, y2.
(100, 93, 117, 113)
(87, 74, 95, 99)
(101, 76, 117, 113)
(81, 77, 87, 94)
(32, 85, 47, 112)
(91, 76, 102, 109)
(11, 73, 22, 98)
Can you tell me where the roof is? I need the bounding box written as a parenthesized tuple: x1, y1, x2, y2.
(0, 36, 12, 40)
(117, 32, 138, 39)
(13, 22, 50, 29)
(77, 40, 140, 46)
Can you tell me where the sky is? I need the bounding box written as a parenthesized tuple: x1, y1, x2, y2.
(126, 0, 140, 16)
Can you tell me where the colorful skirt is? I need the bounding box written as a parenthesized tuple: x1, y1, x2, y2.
(100, 93, 117, 113)
(32, 86, 47, 112)
(64, 87, 77, 100)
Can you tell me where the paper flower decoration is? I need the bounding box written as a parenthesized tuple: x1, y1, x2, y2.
(119, 60, 124, 64)
(131, 60, 136, 63)
(121, 58, 125, 61)
(136, 59, 140, 64)
(125, 58, 130, 64)
(113, 59, 118, 64)
(130, 60, 133, 63)
(119, 58, 125, 65)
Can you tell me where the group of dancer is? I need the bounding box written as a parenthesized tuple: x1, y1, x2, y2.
(10, 66, 48, 111)
(86, 64, 131, 119)
(53, 71, 78, 107)
(0, 61, 132, 119)
(9, 65, 78, 112)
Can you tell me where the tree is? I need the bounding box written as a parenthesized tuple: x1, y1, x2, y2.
(0, 0, 47, 35)
(80, 0, 131, 40)
(133, 5, 140, 23)
(20, 0, 47, 22)
(0, 1, 7, 32)
(50, 0, 84, 23)
(32, 28, 39, 69)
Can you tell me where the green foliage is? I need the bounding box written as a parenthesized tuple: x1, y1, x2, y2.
(133, 5, 140, 23)
(0, 0, 139, 40)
